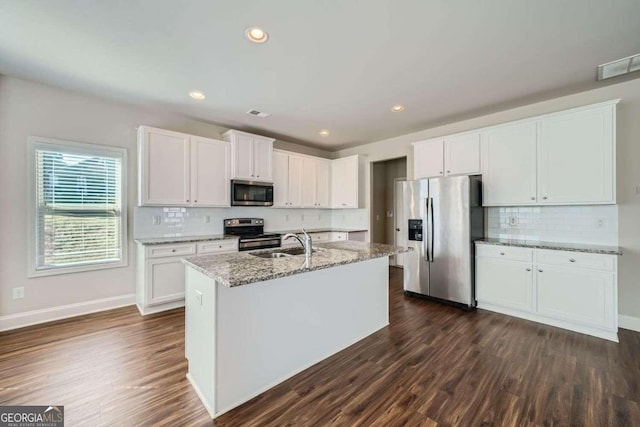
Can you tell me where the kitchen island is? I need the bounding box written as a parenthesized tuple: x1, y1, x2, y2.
(182, 241, 408, 418)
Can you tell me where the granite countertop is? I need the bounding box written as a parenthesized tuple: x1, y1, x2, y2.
(182, 241, 410, 287)
(268, 228, 368, 234)
(475, 238, 622, 256)
(135, 234, 238, 245)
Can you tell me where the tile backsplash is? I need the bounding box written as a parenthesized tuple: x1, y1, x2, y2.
(486, 205, 618, 246)
(133, 206, 368, 238)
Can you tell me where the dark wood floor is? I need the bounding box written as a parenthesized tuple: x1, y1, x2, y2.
(2, 267, 640, 426)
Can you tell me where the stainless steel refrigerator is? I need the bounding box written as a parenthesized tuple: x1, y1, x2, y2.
(403, 176, 484, 308)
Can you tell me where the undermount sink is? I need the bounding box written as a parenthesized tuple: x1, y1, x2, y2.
(250, 247, 325, 259)
(251, 252, 293, 259)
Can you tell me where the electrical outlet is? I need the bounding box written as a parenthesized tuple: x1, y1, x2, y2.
(12, 287, 24, 300)
(595, 218, 605, 228)
(509, 216, 518, 227)
(195, 290, 203, 305)
(152, 215, 161, 225)
(204, 215, 211, 223)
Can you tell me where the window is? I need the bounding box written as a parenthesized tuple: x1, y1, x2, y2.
(28, 137, 127, 276)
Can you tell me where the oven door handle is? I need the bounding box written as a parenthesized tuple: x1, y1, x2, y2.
(239, 236, 282, 243)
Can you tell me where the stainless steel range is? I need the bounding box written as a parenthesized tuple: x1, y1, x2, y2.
(224, 218, 281, 251)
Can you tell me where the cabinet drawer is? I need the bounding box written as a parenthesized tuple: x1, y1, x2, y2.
(146, 243, 196, 259)
(197, 239, 238, 254)
(535, 249, 615, 272)
(309, 232, 330, 242)
(476, 244, 533, 262)
(332, 232, 349, 241)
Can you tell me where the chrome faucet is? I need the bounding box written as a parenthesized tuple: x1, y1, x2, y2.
(283, 229, 313, 257)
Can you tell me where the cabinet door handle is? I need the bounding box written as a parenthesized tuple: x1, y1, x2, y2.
(396, 228, 400, 232)
(542, 196, 548, 200)
(439, 171, 443, 175)
(500, 252, 505, 255)
(446, 170, 451, 174)
(194, 200, 197, 203)
(526, 268, 531, 271)
(186, 199, 190, 202)
(569, 258, 576, 262)
(171, 249, 176, 252)
(538, 269, 543, 272)
(531, 197, 535, 200)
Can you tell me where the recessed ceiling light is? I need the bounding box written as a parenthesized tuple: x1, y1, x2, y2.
(319, 130, 330, 136)
(189, 90, 206, 100)
(391, 104, 405, 112)
(245, 27, 269, 43)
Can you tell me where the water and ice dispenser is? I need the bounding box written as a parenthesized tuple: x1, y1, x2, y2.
(408, 219, 423, 241)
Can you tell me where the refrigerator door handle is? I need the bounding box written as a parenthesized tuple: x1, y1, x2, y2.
(423, 198, 429, 261)
(427, 197, 434, 262)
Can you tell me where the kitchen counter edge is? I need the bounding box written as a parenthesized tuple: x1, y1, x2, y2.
(475, 238, 622, 256)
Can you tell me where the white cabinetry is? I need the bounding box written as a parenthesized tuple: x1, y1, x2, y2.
(414, 140, 444, 179)
(331, 155, 366, 208)
(480, 101, 617, 206)
(475, 243, 618, 341)
(481, 122, 538, 206)
(413, 133, 480, 179)
(537, 105, 615, 204)
(137, 239, 238, 315)
(138, 126, 230, 207)
(476, 246, 534, 312)
(273, 150, 330, 208)
(223, 130, 274, 182)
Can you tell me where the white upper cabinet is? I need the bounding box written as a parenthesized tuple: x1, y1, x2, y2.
(414, 140, 444, 179)
(482, 122, 538, 206)
(223, 130, 274, 182)
(273, 150, 331, 208)
(190, 136, 230, 207)
(537, 104, 615, 204)
(139, 126, 230, 207)
(272, 150, 289, 207)
(444, 133, 481, 176)
(301, 157, 317, 208)
(331, 155, 366, 208)
(413, 133, 480, 179)
(481, 100, 618, 206)
(139, 126, 191, 205)
(287, 154, 304, 207)
(315, 159, 331, 208)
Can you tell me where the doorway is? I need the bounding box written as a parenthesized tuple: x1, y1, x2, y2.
(370, 157, 407, 266)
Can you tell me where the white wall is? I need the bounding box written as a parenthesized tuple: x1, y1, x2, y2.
(336, 77, 640, 319)
(0, 75, 331, 321)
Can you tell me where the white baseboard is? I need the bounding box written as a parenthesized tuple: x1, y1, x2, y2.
(0, 293, 136, 332)
(619, 315, 640, 332)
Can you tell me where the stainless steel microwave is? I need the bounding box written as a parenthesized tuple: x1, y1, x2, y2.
(231, 180, 274, 206)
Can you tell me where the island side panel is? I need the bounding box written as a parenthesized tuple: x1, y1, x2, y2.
(214, 257, 390, 417)
(185, 267, 216, 418)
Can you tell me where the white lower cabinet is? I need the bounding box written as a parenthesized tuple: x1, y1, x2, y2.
(476, 258, 533, 312)
(137, 239, 238, 315)
(536, 265, 615, 330)
(475, 244, 618, 341)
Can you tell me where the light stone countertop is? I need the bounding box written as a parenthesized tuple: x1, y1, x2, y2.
(266, 228, 368, 234)
(182, 241, 410, 287)
(135, 234, 238, 245)
(475, 238, 622, 256)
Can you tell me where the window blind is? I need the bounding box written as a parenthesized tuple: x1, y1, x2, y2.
(34, 145, 123, 270)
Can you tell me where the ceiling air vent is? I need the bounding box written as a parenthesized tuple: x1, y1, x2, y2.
(246, 109, 271, 118)
(597, 53, 640, 80)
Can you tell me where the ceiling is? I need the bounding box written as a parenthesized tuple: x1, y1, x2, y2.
(1, 1, 639, 150)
